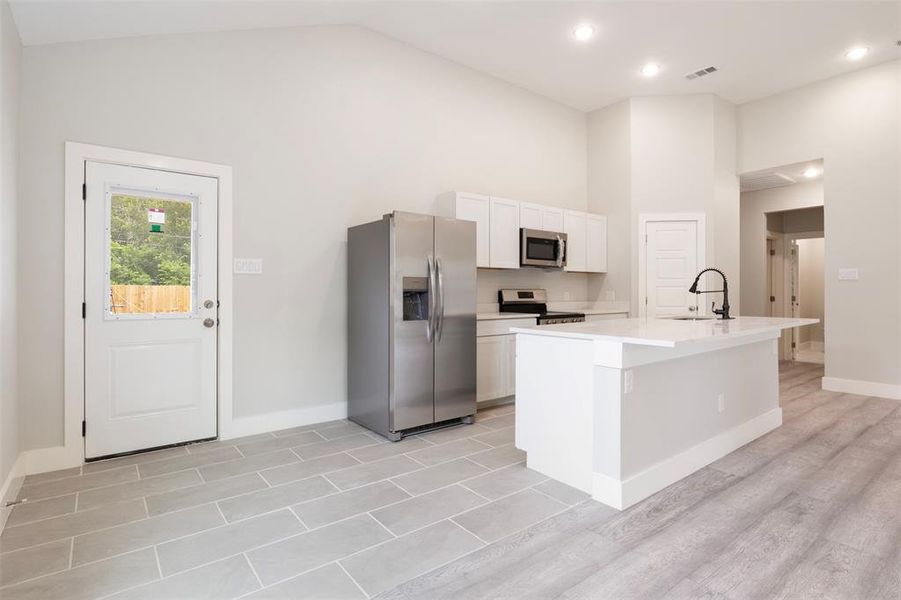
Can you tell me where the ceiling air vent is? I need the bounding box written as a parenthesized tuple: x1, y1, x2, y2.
(685, 66, 718, 81)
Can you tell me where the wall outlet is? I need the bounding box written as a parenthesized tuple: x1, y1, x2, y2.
(717, 393, 725, 413)
(838, 268, 859, 281)
(605, 291, 616, 302)
(234, 258, 263, 274)
(624, 370, 634, 394)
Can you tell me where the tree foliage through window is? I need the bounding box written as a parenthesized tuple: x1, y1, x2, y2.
(110, 195, 193, 286)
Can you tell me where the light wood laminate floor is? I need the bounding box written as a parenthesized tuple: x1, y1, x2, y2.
(382, 361, 901, 600)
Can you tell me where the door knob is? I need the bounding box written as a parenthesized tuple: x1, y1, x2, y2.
(203, 299, 215, 309)
(203, 318, 216, 328)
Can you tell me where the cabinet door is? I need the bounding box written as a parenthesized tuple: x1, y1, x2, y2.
(563, 211, 587, 272)
(454, 193, 490, 268)
(520, 202, 542, 230)
(586, 214, 607, 273)
(541, 207, 564, 233)
(476, 336, 507, 402)
(505, 335, 516, 397)
(489, 197, 520, 269)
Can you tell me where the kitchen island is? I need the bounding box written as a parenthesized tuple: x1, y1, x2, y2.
(510, 316, 817, 510)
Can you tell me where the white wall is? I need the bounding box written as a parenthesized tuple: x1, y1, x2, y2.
(477, 269, 589, 305)
(586, 100, 631, 305)
(0, 0, 20, 489)
(588, 94, 739, 316)
(739, 60, 900, 388)
(18, 26, 587, 449)
(797, 237, 825, 345)
(740, 180, 824, 315)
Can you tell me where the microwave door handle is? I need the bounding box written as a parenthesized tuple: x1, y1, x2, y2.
(435, 256, 445, 342)
(426, 255, 435, 342)
(556, 236, 565, 267)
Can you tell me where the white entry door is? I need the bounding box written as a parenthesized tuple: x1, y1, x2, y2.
(644, 220, 701, 317)
(85, 162, 218, 459)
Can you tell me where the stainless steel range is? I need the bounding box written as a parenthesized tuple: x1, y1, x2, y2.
(498, 289, 585, 325)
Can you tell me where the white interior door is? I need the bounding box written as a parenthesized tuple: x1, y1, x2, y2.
(85, 162, 218, 459)
(645, 220, 700, 317)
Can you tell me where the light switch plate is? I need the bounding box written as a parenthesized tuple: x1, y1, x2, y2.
(234, 258, 263, 274)
(623, 370, 634, 394)
(838, 268, 859, 281)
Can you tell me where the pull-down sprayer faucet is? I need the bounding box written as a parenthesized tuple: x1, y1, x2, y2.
(688, 268, 732, 320)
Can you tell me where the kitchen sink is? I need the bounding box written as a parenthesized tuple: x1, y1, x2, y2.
(669, 315, 716, 321)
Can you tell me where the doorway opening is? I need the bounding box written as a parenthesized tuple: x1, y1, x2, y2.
(739, 158, 824, 364)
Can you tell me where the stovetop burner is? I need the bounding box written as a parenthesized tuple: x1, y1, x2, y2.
(498, 289, 585, 325)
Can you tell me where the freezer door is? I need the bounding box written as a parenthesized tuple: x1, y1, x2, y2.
(433, 217, 477, 422)
(391, 212, 436, 431)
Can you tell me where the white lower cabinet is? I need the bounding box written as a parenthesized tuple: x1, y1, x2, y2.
(477, 336, 513, 402)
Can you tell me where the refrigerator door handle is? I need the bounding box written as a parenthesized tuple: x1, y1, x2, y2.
(435, 256, 446, 343)
(426, 255, 436, 342)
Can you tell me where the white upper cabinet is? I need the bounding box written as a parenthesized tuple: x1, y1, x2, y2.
(520, 202, 564, 233)
(489, 197, 520, 269)
(440, 192, 604, 272)
(441, 192, 490, 267)
(587, 214, 608, 273)
(563, 210, 587, 272)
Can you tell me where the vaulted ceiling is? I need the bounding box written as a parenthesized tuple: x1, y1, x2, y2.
(10, 1, 900, 111)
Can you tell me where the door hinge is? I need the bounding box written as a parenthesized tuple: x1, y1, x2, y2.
(82, 183, 86, 201)
(82, 420, 86, 437)
(770, 296, 776, 302)
(81, 302, 86, 319)
(791, 295, 797, 303)
(791, 342, 796, 349)
(769, 249, 776, 256)
(644, 297, 648, 306)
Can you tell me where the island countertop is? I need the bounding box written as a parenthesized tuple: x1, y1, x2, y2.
(510, 316, 818, 348)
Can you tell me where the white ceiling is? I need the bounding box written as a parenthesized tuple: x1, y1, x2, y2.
(9, 1, 901, 111)
(740, 159, 824, 193)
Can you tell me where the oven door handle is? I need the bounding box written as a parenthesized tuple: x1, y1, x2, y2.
(556, 235, 566, 268)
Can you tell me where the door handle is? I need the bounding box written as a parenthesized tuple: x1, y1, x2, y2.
(435, 256, 445, 343)
(426, 255, 436, 342)
(203, 318, 216, 328)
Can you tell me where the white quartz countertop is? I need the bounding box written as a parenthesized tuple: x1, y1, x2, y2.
(477, 312, 540, 321)
(477, 307, 628, 321)
(510, 316, 819, 348)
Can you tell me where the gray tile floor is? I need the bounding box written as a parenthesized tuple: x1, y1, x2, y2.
(0, 403, 585, 599)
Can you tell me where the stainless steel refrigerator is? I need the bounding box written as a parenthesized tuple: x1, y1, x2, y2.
(347, 211, 477, 441)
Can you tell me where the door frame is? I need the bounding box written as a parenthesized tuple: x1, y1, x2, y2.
(637, 212, 706, 318)
(780, 230, 824, 361)
(62, 142, 233, 469)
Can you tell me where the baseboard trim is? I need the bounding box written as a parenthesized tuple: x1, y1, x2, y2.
(0, 453, 27, 533)
(222, 402, 348, 439)
(592, 407, 783, 510)
(822, 377, 901, 400)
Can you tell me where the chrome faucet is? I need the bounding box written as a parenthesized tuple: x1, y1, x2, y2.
(688, 268, 732, 320)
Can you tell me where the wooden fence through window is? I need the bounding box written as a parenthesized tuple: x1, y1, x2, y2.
(110, 285, 191, 314)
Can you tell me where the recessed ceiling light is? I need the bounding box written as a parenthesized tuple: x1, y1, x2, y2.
(641, 63, 661, 77)
(572, 24, 595, 42)
(845, 46, 870, 61)
(803, 167, 821, 178)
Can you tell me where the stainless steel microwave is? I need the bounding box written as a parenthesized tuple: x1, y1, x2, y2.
(520, 228, 567, 268)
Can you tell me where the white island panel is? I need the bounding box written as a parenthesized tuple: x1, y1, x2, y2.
(513, 317, 817, 510)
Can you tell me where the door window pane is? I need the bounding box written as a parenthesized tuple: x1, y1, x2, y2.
(108, 193, 195, 316)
